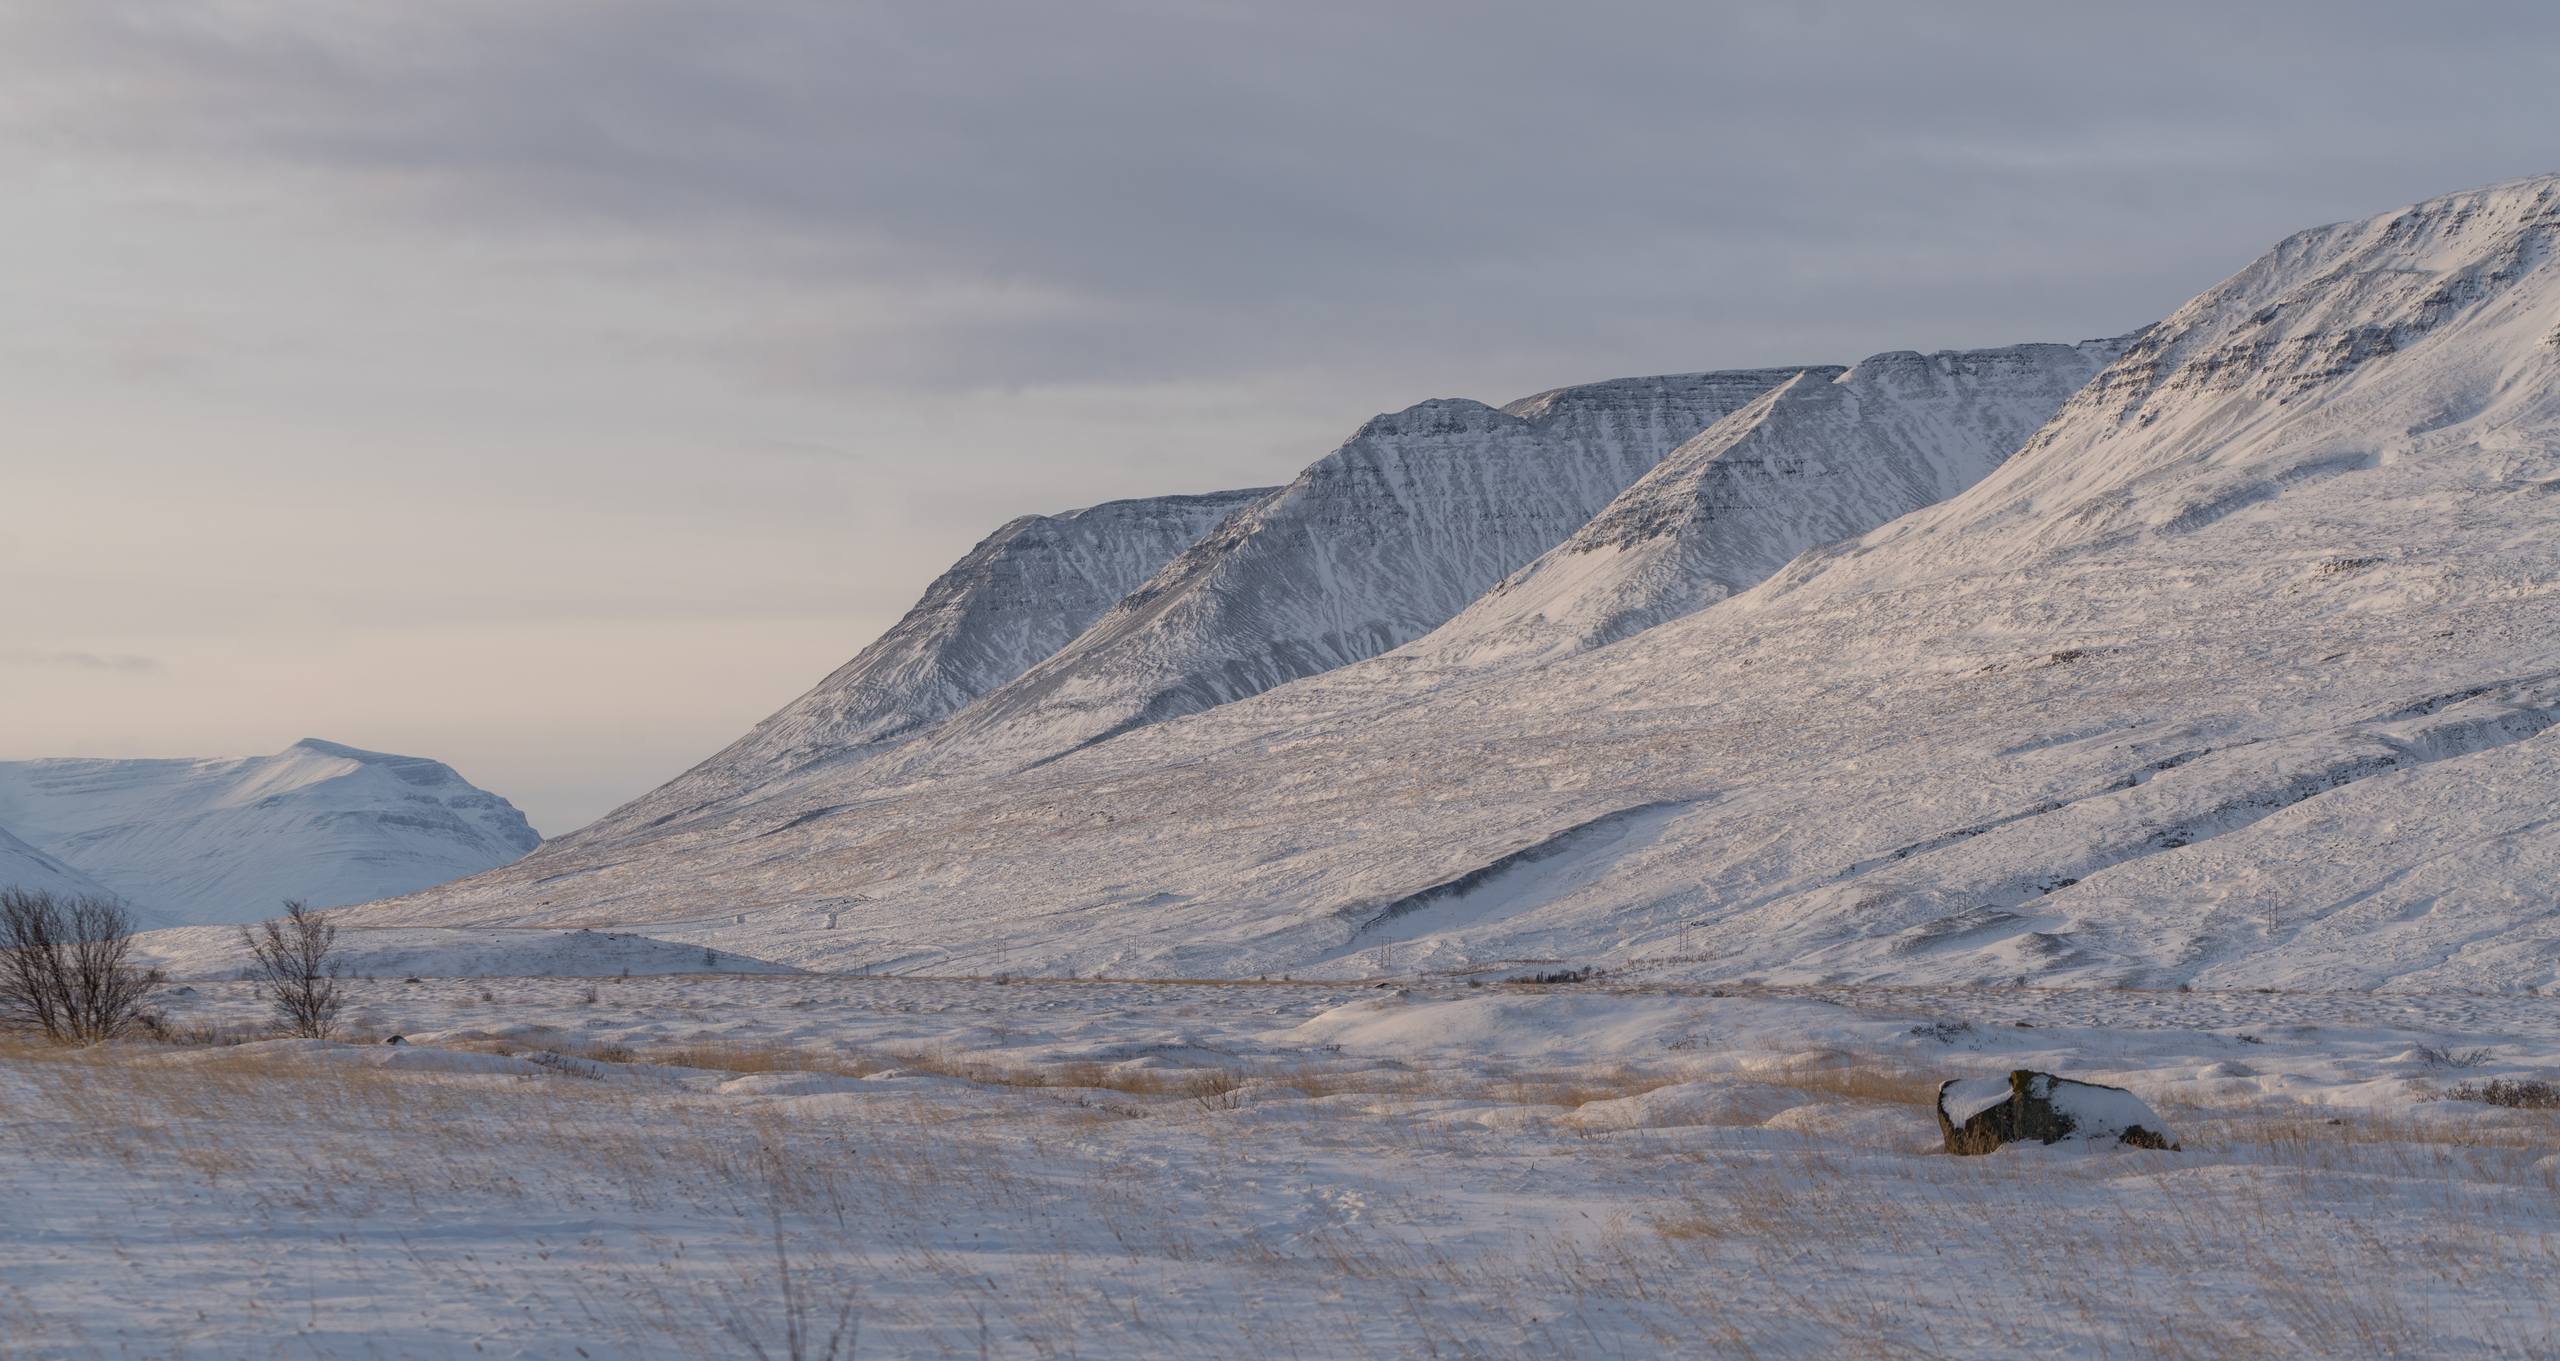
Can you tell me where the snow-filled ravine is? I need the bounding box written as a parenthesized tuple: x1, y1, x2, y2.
(5, 957, 2557, 1359)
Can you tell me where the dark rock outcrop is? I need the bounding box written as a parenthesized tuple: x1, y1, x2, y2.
(1936, 1069, 2178, 1154)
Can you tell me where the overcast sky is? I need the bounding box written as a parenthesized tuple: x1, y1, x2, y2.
(6, 1, 2556, 834)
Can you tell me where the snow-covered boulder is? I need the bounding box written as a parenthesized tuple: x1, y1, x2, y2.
(1935, 1070, 2178, 1154)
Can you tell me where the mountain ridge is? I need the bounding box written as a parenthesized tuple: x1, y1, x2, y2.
(894, 368, 1812, 773)
(361, 174, 2560, 992)
(1415, 336, 2130, 667)
(560, 486, 1275, 849)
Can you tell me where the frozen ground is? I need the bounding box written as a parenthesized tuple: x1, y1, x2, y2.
(6, 939, 2558, 1359)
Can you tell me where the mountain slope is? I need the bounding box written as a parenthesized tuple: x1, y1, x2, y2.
(1834, 174, 2560, 578)
(1417, 338, 2128, 666)
(0, 823, 124, 903)
(905, 370, 1807, 767)
(365, 175, 2560, 992)
(563, 488, 1271, 847)
(0, 740, 541, 925)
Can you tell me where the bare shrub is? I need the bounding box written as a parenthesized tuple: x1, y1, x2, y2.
(1508, 965, 1602, 986)
(1736, 1062, 1937, 1107)
(1185, 1068, 1246, 1112)
(240, 899, 344, 1039)
(2438, 1077, 2560, 1110)
(0, 888, 162, 1044)
(720, 1134, 861, 1361)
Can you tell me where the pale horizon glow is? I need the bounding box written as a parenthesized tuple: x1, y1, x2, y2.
(6, 1, 2557, 833)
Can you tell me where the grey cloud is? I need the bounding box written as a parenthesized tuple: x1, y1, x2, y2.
(15, 1, 2559, 395)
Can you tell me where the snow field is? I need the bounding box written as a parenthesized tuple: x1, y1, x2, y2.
(4, 975, 2557, 1358)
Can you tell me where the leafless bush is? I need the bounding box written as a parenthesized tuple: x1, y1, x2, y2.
(241, 899, 343, 1039)
(720, 1137, 860, 1361)
(1508, 965, 1602, 985)
(2438, 1077, 2560, 1110)
(1186, 1068, 1247, 1112)
(2413, 1044, 2495, 1069)
(0, 887, 162, 1044)
(526, 1050, 609, 1080)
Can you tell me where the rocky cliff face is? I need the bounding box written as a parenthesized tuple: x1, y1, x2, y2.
(0, 739, 540, 925)
(1419, 338, 2128, 665)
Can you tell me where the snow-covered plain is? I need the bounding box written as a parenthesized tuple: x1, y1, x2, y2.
(6, 942, 2557, 1358)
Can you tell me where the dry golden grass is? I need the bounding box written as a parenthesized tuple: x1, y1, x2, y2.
(1269, 1063, 1441, 1099)
(641, 1041, 892, 1079)
(1731, 1062, 1939, 1107)
(876, 1047, 1251, 1105)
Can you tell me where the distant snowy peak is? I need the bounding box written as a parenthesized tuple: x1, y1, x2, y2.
(0, 740, 540, 926)
(1901, 174, 2560, 570)
(1419, 338, 2131, 665)
(912, 369, 1810, 764)
(565, 487, 1273, 845)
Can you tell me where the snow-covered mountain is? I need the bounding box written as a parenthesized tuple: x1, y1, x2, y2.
(904, 370, 1807, 767)
(0, 822, 125, 905)
(0, 740, 540, 925)
(1416, 339, 2128, 666)
(568, 488, 1270, 847)
(367, 174, 2560, 992)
